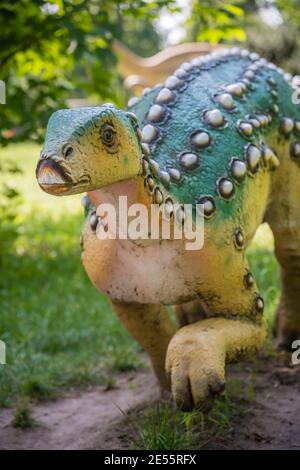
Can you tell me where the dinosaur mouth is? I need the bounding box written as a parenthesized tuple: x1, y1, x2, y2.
(36, 159, 71, 195)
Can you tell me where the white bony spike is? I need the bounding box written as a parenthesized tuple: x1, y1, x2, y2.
(155, 88, 174, 104)
(142, 124, 157, 143)
(204, 109, 225, 127)
(164, 75, 182, 90)
(178, 152, 198, 169)
(215, 93, 234, 110)
(127, 96, 139, 108)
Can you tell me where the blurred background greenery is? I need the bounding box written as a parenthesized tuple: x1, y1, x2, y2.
(0, 0, 297, 407)
(1, 0, 300, 146)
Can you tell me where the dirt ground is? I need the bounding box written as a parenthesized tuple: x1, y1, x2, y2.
(0, 354, 299, 450)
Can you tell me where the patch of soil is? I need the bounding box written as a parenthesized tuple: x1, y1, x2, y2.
(0, 355, 299, 450)
(0, 369, 159, 450)
(206, 355, 300, 450)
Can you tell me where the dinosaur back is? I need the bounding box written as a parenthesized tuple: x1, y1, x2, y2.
(128, 49, 300, 223)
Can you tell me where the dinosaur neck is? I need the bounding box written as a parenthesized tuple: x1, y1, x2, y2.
(87, 174, 152, 210)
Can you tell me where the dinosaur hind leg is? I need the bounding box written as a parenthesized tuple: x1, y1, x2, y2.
(266, 143, 300, 350)
(272, 237, 300, 350)
(111, 301, 177, 389)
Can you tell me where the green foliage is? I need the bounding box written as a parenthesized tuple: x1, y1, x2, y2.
(186, 0, 246, 44)
(185, 0, 300, 75)
(0, 159, 22, 261)
(0, 0, 175, 145)
(2, 0, 299, 149)
(276, 0, 300, 28)
(108, 348, 144, 373)
(121, 17, 161, 58)
(12, 399, 35, 429)
(245, 18, 300, 75)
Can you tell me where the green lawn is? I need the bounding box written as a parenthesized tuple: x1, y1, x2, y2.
(0, 143, 143, 407)
(0, 142, 280, 408)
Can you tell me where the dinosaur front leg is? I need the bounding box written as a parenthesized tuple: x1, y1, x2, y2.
(173, 299, 208, 327)
(165, 220, 268, 410)
(111, 301, 177, 390)
(166, 316, 267, 410)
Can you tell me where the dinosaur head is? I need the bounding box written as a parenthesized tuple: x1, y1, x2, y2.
(36, 105, 142, 196)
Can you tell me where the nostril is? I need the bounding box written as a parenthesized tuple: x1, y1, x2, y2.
(62, 144, 73, 160)
(40, 150, 47, 160)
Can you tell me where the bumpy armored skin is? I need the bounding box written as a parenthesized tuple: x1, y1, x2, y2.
(36, 47, 300, 409)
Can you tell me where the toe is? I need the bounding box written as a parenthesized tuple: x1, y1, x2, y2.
(189, 369, 226, 410)
(209, 373, 226, 397)
(170, 367, 194, 411)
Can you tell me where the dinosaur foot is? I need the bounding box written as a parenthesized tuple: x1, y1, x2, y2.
(165, 325, 226, 411)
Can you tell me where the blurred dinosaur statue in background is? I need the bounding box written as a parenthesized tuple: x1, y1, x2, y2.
(112, 39, 223, 93)
(36, 47, 300, 410)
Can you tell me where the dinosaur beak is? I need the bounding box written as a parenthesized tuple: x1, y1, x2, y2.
(36, 159, 71, 195)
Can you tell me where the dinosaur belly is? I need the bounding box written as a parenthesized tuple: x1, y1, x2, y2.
(81, 222, 207, 305)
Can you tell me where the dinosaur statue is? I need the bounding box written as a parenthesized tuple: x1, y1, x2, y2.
(36, 48, 300, 410)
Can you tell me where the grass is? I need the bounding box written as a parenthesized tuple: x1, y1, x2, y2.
(131, 369, 260, 450)
(132, 402, 201, 450)
(0, 143, 143, 407)
(12, 399, 36, 429)
(0, 142, 281, 413)
(131, 389, 251, 450)
(247, 226, 280, 329)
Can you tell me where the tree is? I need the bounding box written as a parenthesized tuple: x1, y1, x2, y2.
(244, 0, 300, 75)
(0, 0, 175, 145)
(186, 0, 246, 44)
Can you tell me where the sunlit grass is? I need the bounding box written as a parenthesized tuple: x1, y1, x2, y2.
(251, 223, 274, 250)
(0, 143, 142, 407)
(246, 224, 280, 327)
(1, 142, 81, 216)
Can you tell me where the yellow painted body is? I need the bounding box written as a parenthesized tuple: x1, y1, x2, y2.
(80, 137, 300, 409)
(80, 163, 271, 408)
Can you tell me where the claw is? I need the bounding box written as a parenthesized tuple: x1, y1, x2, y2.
(209, 374, 226, 397)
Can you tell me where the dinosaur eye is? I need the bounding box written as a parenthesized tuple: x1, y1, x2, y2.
(100, 124, 116, 147)
(62, 144, 73, 159)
